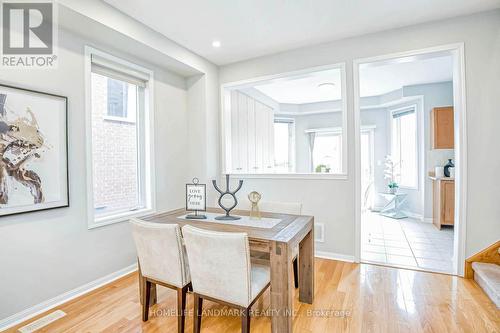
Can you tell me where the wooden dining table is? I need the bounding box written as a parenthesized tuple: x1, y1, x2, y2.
(139, 207, 314, 333)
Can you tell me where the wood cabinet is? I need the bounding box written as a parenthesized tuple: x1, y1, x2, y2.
(432, 178, 455, 229)
(230, 91, 274, 173)
(431, 106, 454, 149)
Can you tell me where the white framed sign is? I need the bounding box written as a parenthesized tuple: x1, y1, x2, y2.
(186, 179, 206, 212)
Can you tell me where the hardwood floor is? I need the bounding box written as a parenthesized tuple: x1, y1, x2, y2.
(5, 258, 500, 333)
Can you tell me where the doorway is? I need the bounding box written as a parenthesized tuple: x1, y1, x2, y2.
(354, 44, 467, 276)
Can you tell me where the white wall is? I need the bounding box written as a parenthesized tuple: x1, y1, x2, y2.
(0, 10, 194, 323)
(219, 10, 500, 258)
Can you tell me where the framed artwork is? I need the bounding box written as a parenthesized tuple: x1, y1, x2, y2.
(0, 83, 69, 217)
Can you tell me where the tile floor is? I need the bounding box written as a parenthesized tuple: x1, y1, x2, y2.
(361, 211, 454, 273)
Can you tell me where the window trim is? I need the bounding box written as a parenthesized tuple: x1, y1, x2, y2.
(273, 117, 296, 172)
(220, 62, 348, 179)
(390, 104, 419, 190)
(84, 46, 156, 229)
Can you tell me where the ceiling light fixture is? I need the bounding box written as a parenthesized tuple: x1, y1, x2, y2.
(212, 40, 221, 48)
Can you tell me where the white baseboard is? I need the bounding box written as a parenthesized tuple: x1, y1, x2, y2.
(0, 263, 138, 332)
(315, 251, 356, 262)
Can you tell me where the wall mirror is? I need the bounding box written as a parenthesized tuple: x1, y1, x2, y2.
(221, 64, 347, 178)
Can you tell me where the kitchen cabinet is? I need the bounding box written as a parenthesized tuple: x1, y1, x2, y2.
(230, 91, 274, 173)
(431, 106, 454, 149)
(432, 177, 455, 229)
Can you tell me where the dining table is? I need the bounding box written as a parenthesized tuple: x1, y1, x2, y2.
(138, 207, 315, 333)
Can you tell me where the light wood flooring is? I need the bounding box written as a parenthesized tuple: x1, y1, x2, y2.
(5, 258, 500, 333)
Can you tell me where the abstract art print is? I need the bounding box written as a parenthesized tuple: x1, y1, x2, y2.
(0, 84, 68, 217)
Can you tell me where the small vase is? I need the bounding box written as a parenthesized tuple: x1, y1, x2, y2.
(389, 187, 397, 194)
(444, 159, 454, 177)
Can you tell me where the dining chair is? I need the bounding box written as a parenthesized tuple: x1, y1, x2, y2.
(218, 199, 303, 287)
(131, 218, 191, 333)
(182, 225, 270, 333)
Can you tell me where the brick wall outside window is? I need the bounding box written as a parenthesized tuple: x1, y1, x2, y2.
(91, 74, 139, 214)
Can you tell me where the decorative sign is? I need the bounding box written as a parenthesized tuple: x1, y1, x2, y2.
(186, 178, 206, 219)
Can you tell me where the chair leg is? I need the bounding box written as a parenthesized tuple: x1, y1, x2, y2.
(293, 257, 299, 289)
(241, 307, 250, 333)
(177, 285, 188, 333)
(142, 280, 151, 321)
(193, 293, 203, 333)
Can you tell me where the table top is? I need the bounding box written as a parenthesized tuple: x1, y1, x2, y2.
(379, 192, 407, 198)
(143, 207, 314, 244)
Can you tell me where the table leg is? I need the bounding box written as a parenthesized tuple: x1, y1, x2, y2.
(138, 260, 157, 305)
(299, 228, 314, 304)
(270, 241, 293, 333)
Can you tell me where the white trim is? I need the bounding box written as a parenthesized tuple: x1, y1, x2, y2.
(276, 108, 342, 116)
(353, 43, 468, 277)
(84, 46, 156, 229)
(88, 208, 156, 229)
(304, 126, 342, 134)
(220, 62, 349, 178)
(225, 173, 348, 180)
(315, 251, 356, 262)
(0, 264, 137, 332)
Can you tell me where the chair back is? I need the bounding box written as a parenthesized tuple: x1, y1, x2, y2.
(221, 198, 302, 215)
(260, 201, 302, 215)
(182, 225, 252, 307)
(131, 218, 190, 288)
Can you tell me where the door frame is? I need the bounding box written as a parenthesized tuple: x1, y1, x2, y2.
(353, 43, 468, 276)
(360, 126, 375, 211)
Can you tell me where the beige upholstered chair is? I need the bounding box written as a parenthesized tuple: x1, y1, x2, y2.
(131, 218, 191, 333)
(182, 225, 270, 333)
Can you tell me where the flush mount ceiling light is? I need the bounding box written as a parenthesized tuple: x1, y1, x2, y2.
(212, 40, 221, 48)
(318, 82, 336, 92)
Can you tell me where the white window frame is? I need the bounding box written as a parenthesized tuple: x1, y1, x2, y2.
(273, 117, 296, 172)
(390, 105, 419, 190)
(84, 46, 156, 229)
(220, 62, 348, 180)
(305, 127, 343, 174)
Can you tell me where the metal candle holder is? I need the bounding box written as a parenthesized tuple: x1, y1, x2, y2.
(212, 174, 243, 220)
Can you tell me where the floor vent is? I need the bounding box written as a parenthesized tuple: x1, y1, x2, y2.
(314, 223, 325, 242)
(18, 310, 66, 333)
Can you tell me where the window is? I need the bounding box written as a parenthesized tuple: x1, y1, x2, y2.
(86, 47, 154, 227)
(312, 131, 342, 173)
(273, 118, 295, 172)
(100, 71, 137, 123)
(221, 63, 347, 178)
(391, 107, 417, 188)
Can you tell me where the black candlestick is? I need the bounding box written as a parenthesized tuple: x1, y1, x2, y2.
(212, 174, 243, 220)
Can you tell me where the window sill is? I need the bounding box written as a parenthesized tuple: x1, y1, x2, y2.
(88, 208, 156, 230)
(103, 115, 136, 124)
(224, 172, 348, 180)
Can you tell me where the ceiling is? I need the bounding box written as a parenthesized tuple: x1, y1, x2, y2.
(240, 55, 452, 104)
(254, 68, 342, 104)
(359, 55, 453, 97)
(103, 0, 500, 65)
